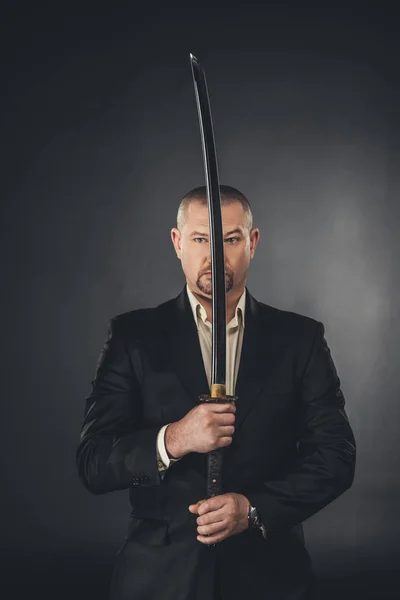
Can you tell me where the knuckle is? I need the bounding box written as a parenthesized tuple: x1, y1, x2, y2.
(200, 404, 208, 415)
(205, 414, 212, 427)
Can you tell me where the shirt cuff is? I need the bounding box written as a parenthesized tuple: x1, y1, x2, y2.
(156, 423, 182, 471)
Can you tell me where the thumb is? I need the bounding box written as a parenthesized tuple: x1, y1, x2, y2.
(188, 499, 206, 513)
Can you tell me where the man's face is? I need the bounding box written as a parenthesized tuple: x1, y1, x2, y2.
(171, 201, 260, 299)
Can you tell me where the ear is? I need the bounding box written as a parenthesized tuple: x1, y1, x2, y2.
(250, 228, 260, 258)
(171, 227, 182, 259)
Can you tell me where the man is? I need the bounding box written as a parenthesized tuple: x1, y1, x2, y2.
(76, 185, 356, 600)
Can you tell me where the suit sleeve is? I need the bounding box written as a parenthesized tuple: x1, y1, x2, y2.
(76, 317, 163, 494)
(246, 321, 356, 534)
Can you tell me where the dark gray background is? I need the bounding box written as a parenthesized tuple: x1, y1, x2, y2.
(1, 2, 399, 599)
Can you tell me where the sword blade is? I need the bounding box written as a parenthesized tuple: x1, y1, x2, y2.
(189, 53, 226, 393)
(189, 54, 238, 528)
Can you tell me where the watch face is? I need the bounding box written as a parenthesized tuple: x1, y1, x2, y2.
(250, 506, 261, 527)
(253, 515, 262, 527)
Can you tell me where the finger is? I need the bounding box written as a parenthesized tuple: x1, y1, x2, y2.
(216, 426, 235, 437)
(189, 500, 205, 512)
(214, 411, 236, 423)
(214, 436, 233, 448)
(211, 403, 236, 413)
(197, 519, 226, 537)
(197, 506, 225, 526)
(188, 499, 206, 513)
(197, 495, 227, 516)
(197, 527, 229, 545)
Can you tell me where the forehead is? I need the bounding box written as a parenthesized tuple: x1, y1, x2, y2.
(185, 201, 247, 231)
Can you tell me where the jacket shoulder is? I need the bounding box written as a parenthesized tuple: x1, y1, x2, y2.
(256, 298, 322, 338)
(108, 295, 176, 337)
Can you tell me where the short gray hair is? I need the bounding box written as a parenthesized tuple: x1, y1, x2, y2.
(176, 184, 253, 232)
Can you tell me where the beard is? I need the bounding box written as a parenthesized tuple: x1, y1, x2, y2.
(196, 270, 234, 295)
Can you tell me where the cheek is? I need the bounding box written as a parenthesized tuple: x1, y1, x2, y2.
(229, 251, 248, 270)
(185, 246, 208, 261)
(181, 252, 202, 273)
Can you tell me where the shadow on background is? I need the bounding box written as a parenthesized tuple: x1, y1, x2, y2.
(313, 557, 397, 599)
(1, 548, 113, 600)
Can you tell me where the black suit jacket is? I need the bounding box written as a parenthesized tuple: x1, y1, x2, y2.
(76, 285, 356, 600)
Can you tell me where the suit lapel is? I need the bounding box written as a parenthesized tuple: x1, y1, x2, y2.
(160, 285, 210, 411)
(233, 289, 265, 433)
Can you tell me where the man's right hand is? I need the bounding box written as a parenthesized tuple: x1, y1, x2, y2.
(165, 402, 236, 458)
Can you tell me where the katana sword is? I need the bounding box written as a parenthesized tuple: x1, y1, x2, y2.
(189, 54, 237, 514)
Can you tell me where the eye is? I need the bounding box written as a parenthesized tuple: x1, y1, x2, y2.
(193, 236, 240, 243)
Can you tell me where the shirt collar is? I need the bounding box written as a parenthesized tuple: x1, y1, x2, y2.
(186, 283, 246, 330)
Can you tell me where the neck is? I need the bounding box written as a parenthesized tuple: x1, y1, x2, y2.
(189, 284, 245, 324)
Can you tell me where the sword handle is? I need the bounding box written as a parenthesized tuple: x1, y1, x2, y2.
(198, 391, 238, 547)
(198, 392, 237, 498)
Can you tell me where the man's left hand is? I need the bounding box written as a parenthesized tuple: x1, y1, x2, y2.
(188, 492, 250, 544)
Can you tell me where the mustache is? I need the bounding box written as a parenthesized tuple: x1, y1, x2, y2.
(200, 268, 232, 277)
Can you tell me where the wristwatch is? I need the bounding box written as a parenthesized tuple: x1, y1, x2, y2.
(247, 504, 263, 529)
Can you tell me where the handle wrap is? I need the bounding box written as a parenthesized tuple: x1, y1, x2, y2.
(198, 394, 237, 498)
